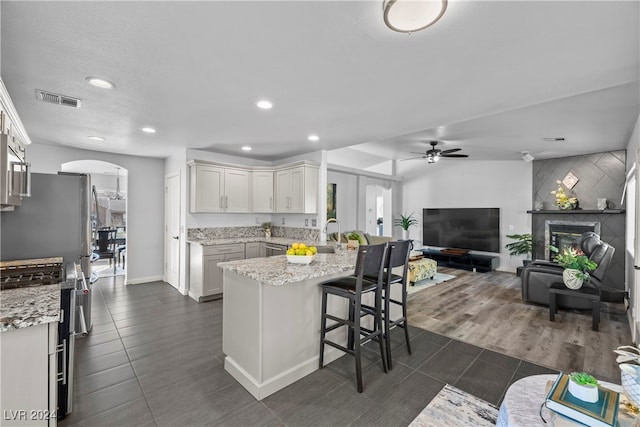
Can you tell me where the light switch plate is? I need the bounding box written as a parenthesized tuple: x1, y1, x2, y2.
(312, 219, 317, 227)
(305, 219, 309, 226)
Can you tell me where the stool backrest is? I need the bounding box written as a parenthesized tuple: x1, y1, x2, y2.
(354, 243, 388, 289)
(385, 240, 412, 283)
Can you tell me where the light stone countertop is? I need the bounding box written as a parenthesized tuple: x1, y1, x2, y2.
(0, 284, 61, 332)
(187, 236, 321, 247)
(218, 249, 358, 286)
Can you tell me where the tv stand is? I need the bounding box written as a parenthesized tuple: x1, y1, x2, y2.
(419, 248, 499, 273)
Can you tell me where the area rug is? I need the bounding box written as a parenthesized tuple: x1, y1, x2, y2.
(407, 273, 456, 295)
(408, 384, 498, 427)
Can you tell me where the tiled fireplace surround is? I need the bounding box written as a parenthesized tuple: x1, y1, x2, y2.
(531, 150, 626, 302)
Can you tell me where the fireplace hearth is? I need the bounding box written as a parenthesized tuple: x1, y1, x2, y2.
(544, 220, 600, 260)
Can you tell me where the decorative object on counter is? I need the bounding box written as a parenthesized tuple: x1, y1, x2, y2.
(505, 233, 535, 266)
(551, 180, 579, 210)
(549, 245, 597, 289)
(346, 232, 362, 250)
(597, 198, 609, 210)
(261, 222, 272, 238)
(534, 201, 544, 211)
(614, 346, 640, 411)
(394, 212, 418, 240)
(568, 372, 599, 403)
(286, 242, 317, 264)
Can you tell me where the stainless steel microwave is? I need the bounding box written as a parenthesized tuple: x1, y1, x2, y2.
(1, 133, 30, 210)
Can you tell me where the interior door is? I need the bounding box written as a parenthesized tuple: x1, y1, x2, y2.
(165, 173, 180, 290)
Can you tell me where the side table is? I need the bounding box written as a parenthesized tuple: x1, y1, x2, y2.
(549, 281, 600, 331)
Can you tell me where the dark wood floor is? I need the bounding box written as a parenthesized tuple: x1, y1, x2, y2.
(60, 268, 623, 427)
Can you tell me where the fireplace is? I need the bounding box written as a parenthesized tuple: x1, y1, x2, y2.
(544, 220, 601, 260)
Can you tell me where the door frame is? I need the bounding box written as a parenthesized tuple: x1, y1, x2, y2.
(164, 172, 181, 291)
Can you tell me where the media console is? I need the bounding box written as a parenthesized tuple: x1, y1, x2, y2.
(418, 248, 499, 273)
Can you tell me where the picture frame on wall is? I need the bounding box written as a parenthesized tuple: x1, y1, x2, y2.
(327, 183, 336, 219)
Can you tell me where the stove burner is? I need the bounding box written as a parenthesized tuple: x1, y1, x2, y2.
(0, 259, 64, 290)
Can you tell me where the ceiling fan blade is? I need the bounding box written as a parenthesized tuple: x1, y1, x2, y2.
(440, 148, 461, 154)
(440, 153, 469, 158)
(399, 156, 426, 161)
(409, 151, 428, 155)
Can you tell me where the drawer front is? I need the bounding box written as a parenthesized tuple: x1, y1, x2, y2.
(203, 243, 245, 256)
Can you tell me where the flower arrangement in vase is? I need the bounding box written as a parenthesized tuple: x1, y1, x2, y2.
(551, 180, 579, 210)
(549, 245, 597, 289)
(261, 222, 272, 238)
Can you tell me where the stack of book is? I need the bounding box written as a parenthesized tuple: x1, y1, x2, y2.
(546, 373, 620, 427)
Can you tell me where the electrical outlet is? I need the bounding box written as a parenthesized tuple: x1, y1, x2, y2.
(305, 219, 309, 226)
(509, 224, 514, 231)
(312, 219, 317, 227)
(282, 218, 285, 225)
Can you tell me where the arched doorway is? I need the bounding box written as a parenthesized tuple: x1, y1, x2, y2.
(61, 160, 128, 280)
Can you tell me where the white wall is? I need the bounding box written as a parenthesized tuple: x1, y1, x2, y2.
(28, 144, 165, 284)
(327, 171, 359, 232)
(398, 160, 533, 272)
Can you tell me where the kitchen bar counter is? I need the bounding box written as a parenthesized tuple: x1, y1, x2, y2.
(218, 248, 356, 286)
(187, 236, 316, 247)
(0, 284, 60, 332)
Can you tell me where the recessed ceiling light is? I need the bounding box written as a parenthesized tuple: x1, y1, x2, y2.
(88, 136, 105, 141)
(85, 77, 115, 89)
(141, 127, 156, 133)
(256, 100, 273, 110)
(242, 146, 252, 151)
(308, 135, 319, 142)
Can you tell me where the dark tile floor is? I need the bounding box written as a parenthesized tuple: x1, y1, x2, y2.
(60, 277, 557, 427)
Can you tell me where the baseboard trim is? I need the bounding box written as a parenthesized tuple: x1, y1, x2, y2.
(125, 275, 164, 285)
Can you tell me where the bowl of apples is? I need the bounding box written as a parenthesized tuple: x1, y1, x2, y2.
(286, 243, 318, 264)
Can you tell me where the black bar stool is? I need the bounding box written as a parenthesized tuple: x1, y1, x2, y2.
(319, 243, 389, 393)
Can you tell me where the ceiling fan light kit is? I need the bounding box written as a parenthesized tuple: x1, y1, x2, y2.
(383, 0, 447, 33)
(406, 140, 469, 164)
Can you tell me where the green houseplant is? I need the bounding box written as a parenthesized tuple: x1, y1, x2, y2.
(550, 245, 597, 289)
(568, 372, 599, 403)
(261, 222, 272, 238)
(394, 213, 418, 239)
(505, 233, 535, 264)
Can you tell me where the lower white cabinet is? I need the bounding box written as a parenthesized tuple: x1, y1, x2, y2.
(189, 243, 245, 302)
(245, 242, 261, 259)
(0, 322, 58, 427)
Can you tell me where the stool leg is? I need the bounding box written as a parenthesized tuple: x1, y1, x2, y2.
(384, 285, 393, 370)
(402, 283, 412, 356)
(354, 314, 363, 393)
(592, 300, 600, 332)
(319, 290, 328, 369)
(549, 292, 556, 322)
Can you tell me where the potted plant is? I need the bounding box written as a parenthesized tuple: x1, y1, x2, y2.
(394, 213, 418, 240)
(346, 232, 362, 250)
(261, 222, 272, 238)
(505, 233, 535, 266)
(549, 245, 597, 289)
(568, 372, 599, 403)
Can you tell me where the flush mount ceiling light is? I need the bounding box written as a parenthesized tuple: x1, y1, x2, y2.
(88, 136, 105, 141)
(85, 77, 115, 89)
(383, 0, 447, 33)
(256, 100, 273, 110)
(141, 127, 156, 133)
(308, 135, 319, 142)
(521, 151, 535, 162)
(241, 146, 252, 151)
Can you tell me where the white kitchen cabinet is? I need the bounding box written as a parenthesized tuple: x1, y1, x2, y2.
(251, 170, 274, 212)
(188, 162, 249, 213)
(275, 165, 318, 213)
(189, 243, 245, 302)
(245, 242, 261, 259)
(0, 322, 58, 427)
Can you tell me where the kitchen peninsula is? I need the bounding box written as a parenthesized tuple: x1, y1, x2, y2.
(219, 249, 365, 400)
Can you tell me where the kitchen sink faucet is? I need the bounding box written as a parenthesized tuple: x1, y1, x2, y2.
(323, 218, 342, 249)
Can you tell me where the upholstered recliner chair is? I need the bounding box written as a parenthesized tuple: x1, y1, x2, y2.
(521, 232, 615, 309)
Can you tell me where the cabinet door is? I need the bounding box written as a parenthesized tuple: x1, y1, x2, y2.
(289, 167, 305, 213)
(191, 164, 224, 212)
(259, 242, 267, 258)
(245, 242, 261, 259)
(203, 254, 225, 296)
(275, 169, 291, 212)
(252, 171, 274, 212)
(224, 169, 250, 212)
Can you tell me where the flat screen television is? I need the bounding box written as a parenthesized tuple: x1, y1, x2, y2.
(422, 208, 500, 253)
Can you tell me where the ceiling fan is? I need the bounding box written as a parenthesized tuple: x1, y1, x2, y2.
(408, 141, 469, 164)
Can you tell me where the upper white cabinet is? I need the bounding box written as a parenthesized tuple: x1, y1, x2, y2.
(252, 170, 274, 212)
(189, 162, 249, 213)
(188, 160, 318, 214)
(275, 164, 318, 213)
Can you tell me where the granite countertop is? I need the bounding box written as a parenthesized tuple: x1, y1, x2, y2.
(187, 236, 320, 247)
(218, 248, 358, 286)
(0, 284, 61, 332)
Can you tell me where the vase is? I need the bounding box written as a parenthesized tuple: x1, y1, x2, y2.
(563, 268, 583, 289)
(265, 229, 271, 238)
(568, 378, 599, 403)
(402, 229, 408, 240)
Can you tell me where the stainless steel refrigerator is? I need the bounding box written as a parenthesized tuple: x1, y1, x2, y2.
(0, 172, 93, 332)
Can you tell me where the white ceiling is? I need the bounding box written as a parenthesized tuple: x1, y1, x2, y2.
(1, 1, 638, 165)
